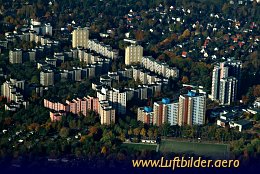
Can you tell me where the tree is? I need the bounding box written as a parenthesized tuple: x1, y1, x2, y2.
(119, 132, 126, 142)
(254, 113, 260, 121)
(31, 75, 39, 84)
(181, 29, 191, 39)
(253, 85, 260, 97)
(241, 95, 249, 104)
(130, 119, 138, 128)
(181, 76, 189, 84)
(222, 3, 231, 16)
(147, 129, 154, 138)
(88, 126, 98, 136)
(128, 129, 133, 137)
(154, 129, 158, 137)
(101, 146, 107, 155)
(59, 127, 69, 138)
(133, 128, 141, 136)
(160, 123, 171, 136)
(135, 30, 144, 41)
(140, 128, 146, 137)
(69, 120, 77, 129)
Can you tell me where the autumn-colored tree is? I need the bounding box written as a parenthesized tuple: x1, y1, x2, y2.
(4, 117, 12, 126)
(135, 30, 144, 41)
(67, 25, 73, 32)
(133, 128, 141, 136)
(253, 85, 260, 97)
(140, 128, 146, 137)
(147, 129, 154, 138)
(88, 126, 98, 136)
(28, 123, 40, 131)
(181, 76, 189, 84)
(154, 129, 158, 138)
(119, 133, 126, 142)
(157, 54, 165, 61)
(59, 127, 69, 138)
(80, 135, 87, 143)
(128, 128, 133, 136)
(101, 146, 107, 155)
(181, 29, 191, 39)
(241, 95, 249, 104)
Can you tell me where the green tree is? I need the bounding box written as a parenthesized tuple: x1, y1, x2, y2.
(30, 75, 39, 84)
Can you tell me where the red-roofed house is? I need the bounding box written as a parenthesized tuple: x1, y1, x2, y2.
(233, 38, 238, 43)
(182, 51, 187, 58)
(238, 42, 244, 48)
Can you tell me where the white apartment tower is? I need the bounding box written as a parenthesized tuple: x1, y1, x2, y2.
(97, 87, 127, 115)
(211, 60, 241, 105)
(72, 27, 89, 48)
(219, 77, 238, 105)
(125, 44, 143, 65)
(99, 100, 115, 125)
(9, 49, 23, 64)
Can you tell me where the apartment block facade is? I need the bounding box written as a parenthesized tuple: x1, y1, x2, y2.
(98, 100, 115, 125)
(9, 48, 23, 64)
(40, 69, 54, 86)
(72, 27, 89, 48)
(219, 77, 238, 105)
(137, 107, 154, 125)
(125, 44, 143, 65)
(178, 91, 206, 126)
(211, 60, 241, 105)
(97, 87, 127, 115)
(142, 56, 179, 78)
(43, 96, 99, 117)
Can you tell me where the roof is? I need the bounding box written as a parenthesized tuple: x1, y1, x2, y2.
(234, 120, 251, 126)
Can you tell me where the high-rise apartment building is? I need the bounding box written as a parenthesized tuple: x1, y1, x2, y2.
(85, 96, 99, 113)
(211, 66, 221, 100)
(136, 99, 179, 126)
(178, 91, 206, 126)
(125, 44, 143, 65)
(72, 27, 89, 48)
(227, 60, 242, 93)
(42, 23, 53, 36)
(1, 79, 25, 102)
(99, 100, 115, 125)
(40, 69, 54, 86)
(167, 101, 179, 126)
(219, 77, 237, 105)
(153, 98, 179, 126)
(9, 48, 23, 64)
(137, 107, 154, 125)
(97, 87, 127, 115)
(211, 60, 242, 105)
(153, 101, 167, 126)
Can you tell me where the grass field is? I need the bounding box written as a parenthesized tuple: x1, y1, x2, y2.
(122, 143, 157, 151)
(159, 139, 229, 158)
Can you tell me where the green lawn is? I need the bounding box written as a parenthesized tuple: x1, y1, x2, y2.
(122, 143, 157, 151)
(159, 139, 229, 158)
